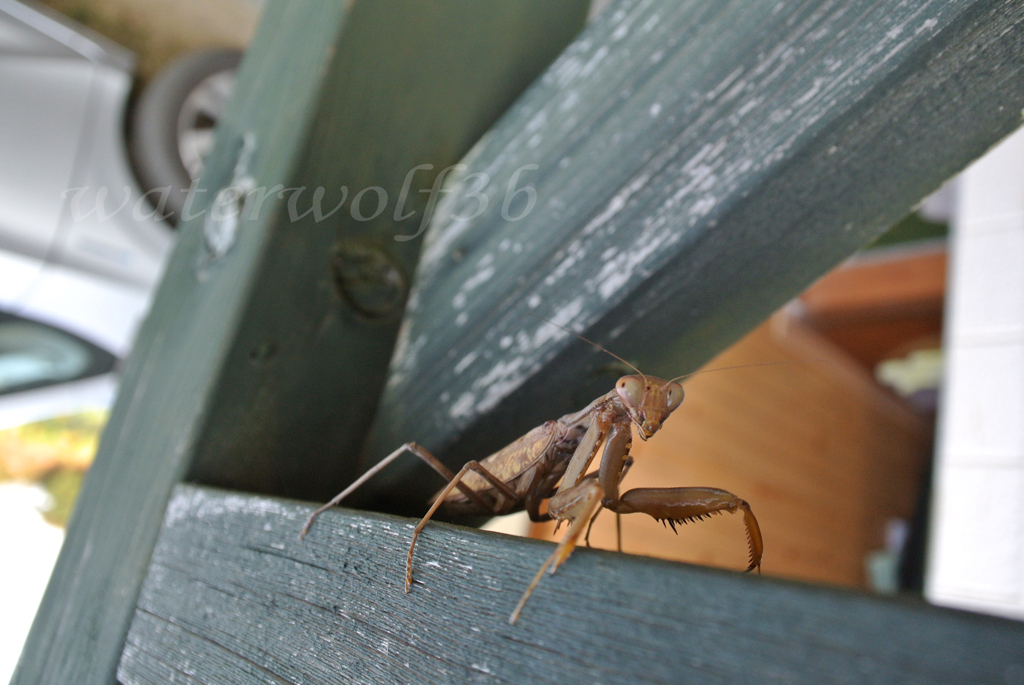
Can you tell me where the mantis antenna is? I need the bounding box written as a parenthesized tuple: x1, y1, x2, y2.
(526, 311, 830, 383)
(526, 312, 646, 381)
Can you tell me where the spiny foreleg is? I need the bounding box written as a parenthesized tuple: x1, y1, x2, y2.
(606, 487, 763, 572)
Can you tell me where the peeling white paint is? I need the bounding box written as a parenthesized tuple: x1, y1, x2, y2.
(450, 392, 477, 419)
(164, 489, 294, 528)
(531, 298, 584, 350)
(735, 98, 760, 118)
(707, 67, 743, 100)
(419, 213, 472, 279)
(474, 357, 527, 388)
(544, 241, 587, 286)
(591, 226, 670, 301)
(526, 110, 547, 133)
(689, 195, 718, 218)
(579, 45, 610, 79)
(560, 90, 580, 112)
(554, 56, 583, 87)
(580, 172, 651, 237)
(464, 264, 495, 292)
(473, 357, 529, 414)
(794, 77, 826, 107)
(387, 331, 428, 390)
(385, 0, 956, 435)
(454, 351, 478, 375)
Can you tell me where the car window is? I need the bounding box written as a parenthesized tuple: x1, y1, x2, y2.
(0, 313, 116, 395)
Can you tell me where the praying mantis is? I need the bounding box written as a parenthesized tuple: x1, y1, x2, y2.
(300, 340, 763, 624)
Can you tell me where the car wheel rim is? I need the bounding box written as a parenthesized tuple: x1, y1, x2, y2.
(176, 69, 236, 181)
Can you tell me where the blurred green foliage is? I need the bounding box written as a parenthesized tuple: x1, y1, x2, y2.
(0, 410, 107, 527)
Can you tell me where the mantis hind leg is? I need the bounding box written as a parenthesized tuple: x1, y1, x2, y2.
(301, 443, 526, 596)
(407, 459, 524, 593)
(300, 442, 499, 539)
(606, 486, 763, 572)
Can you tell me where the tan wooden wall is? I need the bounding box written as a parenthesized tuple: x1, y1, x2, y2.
(529, 311, 932, 589)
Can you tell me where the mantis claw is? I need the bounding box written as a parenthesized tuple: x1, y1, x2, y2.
(611, 487, 764, 572)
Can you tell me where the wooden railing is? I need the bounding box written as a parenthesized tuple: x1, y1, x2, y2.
(13, 0, 1024, 683)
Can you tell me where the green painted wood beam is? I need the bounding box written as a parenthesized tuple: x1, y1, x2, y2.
(11, 2, 589, 683)
(358, 0, 1024, 513)
(186, 1, 590, 504)
(119, 485, 1024, 685)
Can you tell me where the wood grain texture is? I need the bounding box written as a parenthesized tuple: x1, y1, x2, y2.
(119, 485, 1024, 685)
(359, 0, 1024, 511)
(11, 2, 588, 683)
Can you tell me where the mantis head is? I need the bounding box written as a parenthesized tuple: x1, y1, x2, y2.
(615, 375, 684, 440)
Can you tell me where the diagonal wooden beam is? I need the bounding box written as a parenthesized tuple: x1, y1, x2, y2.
(360, 0, 1024, 510)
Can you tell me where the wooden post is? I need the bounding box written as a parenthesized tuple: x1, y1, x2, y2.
(11, 2, 589, 683)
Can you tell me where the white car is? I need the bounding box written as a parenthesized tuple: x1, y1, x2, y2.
(0, 0, 239, 428)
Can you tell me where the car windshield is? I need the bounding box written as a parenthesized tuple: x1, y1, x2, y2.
(0, 316, 114, 394)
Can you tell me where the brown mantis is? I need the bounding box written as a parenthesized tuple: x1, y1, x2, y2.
(300, 342, 764, 625)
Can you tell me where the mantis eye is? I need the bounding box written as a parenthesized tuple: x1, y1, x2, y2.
(616, 376, 644, 407)
(665, 381, 684, 411)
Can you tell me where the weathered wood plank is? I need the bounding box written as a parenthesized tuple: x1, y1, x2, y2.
(119, 485, 1024, 685)
(11, 2, 589, 683)
(186, 0, 590, 504)
(358, 0, 1024, 510)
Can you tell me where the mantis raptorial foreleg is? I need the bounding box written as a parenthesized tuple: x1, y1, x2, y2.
(557, 412, 612, 494)
(605, 486, 764, 572)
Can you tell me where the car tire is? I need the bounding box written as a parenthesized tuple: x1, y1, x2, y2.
(130, 48, 242, 225)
